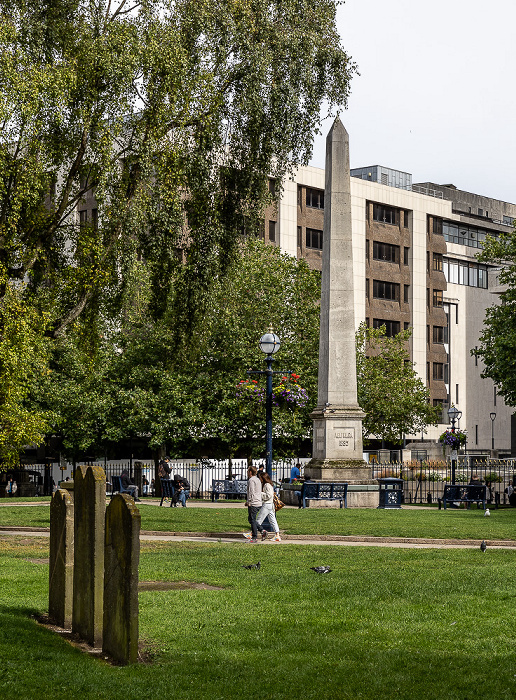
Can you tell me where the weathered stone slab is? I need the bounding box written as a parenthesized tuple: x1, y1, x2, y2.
(72, 465, 106, 647)
(103, 494, 141, 665)
(49, 489, 74, 628)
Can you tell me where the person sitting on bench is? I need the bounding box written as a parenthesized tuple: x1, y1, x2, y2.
(121, 470, 140, 502)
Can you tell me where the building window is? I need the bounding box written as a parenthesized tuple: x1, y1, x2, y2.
(433, 253, 443, 271)
(456, 384, 459, 404)
(404, 322, 410, 330)
(404, 285, 409, 303)
(427, 325, 430, 344)
(503, 215, 514, 226)
(427, 362, 430, 381)
(432, 217, 443, 235)
(373, 241, 399, 263)
(372, 203, 398, 225)
(443, 220, 495, 249)
(373, 319, 400, 337)
(478, 208, 483, 216)
(91, 208, 98, 230)
(306, 188, 324, 209)
(306, 228, 323, 250)
(475, 425, 478, 445)
(443, 257, 488, 289)
(433, 363, 444, 381)
(433, 399, 444, 408)
(403, 210, 410, 228)
(297, 187, 302, 207)
(268, 221, 276, 242)
(79, 210, 88, 226)
(433, 326, 444, 344)
(373, 280, 400, 301)
(268, 178, 276, 196)
(433, 290, 443, 307)
(297, 226, 302, 247)
(404, 247, 409, 265)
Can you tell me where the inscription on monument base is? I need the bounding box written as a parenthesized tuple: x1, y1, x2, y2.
(334, 427, 355, 450)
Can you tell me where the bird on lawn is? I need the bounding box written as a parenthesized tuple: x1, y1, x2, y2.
(484, 508, 491, 517)
(480, 540, 487, 553)
(310, 566, 332, 574)
(242, 562, 261, 570)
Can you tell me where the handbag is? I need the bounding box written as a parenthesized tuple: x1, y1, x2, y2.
(273, 492, 285, 511)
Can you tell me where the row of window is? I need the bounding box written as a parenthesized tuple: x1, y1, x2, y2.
(428, 362, 449, 383)
(367, 241, 410, 265)
(372, 203, 410, 228)
(428, 325, 447, 344)
(368, 280, 411, 303)
(432, 217, 498, 250)
(443, 257, 488, 288)
(298, 187, 325, 210)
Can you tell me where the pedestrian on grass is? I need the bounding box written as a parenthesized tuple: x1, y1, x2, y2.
(243, 466, 262, 543)
(256, 471, 281, 542)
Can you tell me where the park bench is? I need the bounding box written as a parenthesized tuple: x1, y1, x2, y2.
(299, 482, 348, 509)
(439, 484, 490, 510)
(110, 475, 134, 499)
(211, 479, 248, 502)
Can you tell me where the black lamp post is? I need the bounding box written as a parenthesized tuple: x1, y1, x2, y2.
(490, 412, 496, 453)
(248, 331, 288, 478)
(447, 405, 462, 485)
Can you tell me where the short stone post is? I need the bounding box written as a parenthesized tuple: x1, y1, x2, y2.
(103, 494, 141, 664)
(49, 489, 74, 628)
(72, 465, 106, 647)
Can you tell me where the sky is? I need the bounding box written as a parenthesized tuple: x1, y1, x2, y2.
(310, 0, 516, 204)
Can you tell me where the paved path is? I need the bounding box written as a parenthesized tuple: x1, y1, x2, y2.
(1, 526, 515, 550)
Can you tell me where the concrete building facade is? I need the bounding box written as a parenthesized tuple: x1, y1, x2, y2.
(263, 164, 516, 457)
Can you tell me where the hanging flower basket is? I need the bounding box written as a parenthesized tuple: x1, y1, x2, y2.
(272, 374, 309, 410)
(235, 379, 265, 404)
(236, 373, 308, 410)
(439, 428, 467, 451)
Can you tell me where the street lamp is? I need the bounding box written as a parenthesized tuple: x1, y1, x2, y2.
(259, 332, 280, 479)
(248, 331, 288, 478)
(447, 405, 462, 485)
(490, 412, 496, 453)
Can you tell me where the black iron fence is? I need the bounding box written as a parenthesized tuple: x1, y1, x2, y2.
(1, 457, 313, 498)
(372, 459, 516, 506)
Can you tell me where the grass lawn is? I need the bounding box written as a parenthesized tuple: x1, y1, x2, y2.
(1, 536, 515, 699)
(2, 499, 516, 542)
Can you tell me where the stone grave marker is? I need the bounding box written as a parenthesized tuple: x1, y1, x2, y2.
(49, 488, 74, 628)
(103, 493, 141, 664)
(72, 465, 106, 647)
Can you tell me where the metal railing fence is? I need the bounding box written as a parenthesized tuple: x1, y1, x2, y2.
(372, 459, 516, 505)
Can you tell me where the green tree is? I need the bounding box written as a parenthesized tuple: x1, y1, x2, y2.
(1, 0, 355, 460)
(474, 230, 516, 404)
(356, 324, 440, 444)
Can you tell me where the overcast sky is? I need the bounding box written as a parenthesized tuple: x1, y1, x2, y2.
(310, 0, 516, 204)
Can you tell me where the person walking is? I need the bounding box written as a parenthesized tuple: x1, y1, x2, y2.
(243, 466, 262, 543)
(256, 472, 281, 541)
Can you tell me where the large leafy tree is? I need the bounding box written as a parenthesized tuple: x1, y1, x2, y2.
(474, 231, 516, 404)
(35, 239, 322, 460)
(356, 324, 440, 444)
(0, 0, 355, 336)
(0, 0, 355, 460)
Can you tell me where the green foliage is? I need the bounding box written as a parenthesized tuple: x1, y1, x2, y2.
(475, 230, 516, 405)
(0, 0, 355, 459)
(0, 275, 52, 465)
(356, 323, 440, 444)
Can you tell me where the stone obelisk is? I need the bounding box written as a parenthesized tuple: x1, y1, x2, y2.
(305, 119, 374, 500)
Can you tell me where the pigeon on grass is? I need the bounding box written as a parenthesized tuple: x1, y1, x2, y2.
(480, 540, 487, 553)
(310, 566, 332, 574)
(484, 508, 491, 517)
(242, 562, 261, 570)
